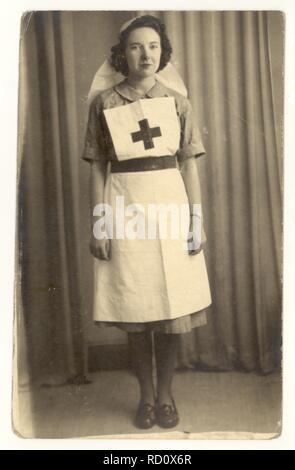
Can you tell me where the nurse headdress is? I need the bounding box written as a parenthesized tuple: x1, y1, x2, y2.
(87, 15, 188, 104)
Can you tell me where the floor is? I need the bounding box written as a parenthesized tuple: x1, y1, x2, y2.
(17, 369, 282, 439)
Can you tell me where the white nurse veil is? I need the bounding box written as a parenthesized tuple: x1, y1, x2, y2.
(87, 16, 188, 104)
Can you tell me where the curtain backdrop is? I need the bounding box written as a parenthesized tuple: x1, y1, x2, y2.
(18, 11, 88, 385)
(147, 11, 283, 373)
(17, 11, 283, 386)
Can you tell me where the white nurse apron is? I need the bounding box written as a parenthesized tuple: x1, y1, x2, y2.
(93, 97, 212, 323)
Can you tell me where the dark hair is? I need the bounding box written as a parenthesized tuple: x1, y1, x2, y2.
(110, 15, 172, 77)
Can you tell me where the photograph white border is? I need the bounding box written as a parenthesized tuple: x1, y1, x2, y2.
(1, 0, 294, 450)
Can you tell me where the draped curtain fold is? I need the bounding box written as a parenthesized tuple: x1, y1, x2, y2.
(18, 12, 87, 384)
(17, 11, 283, 384)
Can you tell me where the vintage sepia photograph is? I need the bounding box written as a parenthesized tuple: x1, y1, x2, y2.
(14, 10, 283, 439)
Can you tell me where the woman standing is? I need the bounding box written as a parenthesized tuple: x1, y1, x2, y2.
(82, 15, 211, 430)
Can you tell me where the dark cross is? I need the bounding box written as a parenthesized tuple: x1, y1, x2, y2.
(131, 118, 162, 150)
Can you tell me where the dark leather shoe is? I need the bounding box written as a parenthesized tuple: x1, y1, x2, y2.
(156, 398, 179, 428)
(135, 402, 156, 429)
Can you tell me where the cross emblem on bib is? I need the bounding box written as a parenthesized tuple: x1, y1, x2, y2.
(131, 118, 162, 150)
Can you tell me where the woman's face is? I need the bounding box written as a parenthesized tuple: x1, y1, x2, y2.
(125, 27, 162, 79)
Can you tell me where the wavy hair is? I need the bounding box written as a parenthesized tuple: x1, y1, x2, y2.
(110, 15, 172, 76)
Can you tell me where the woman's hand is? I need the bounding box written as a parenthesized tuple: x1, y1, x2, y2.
(89, 236, 111, 260)
(187, 215, 203, 256)
(89, 160, 109, 260)
(179, 159, 206, 255)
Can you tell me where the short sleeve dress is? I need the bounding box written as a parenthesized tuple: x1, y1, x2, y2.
(82, 79, 212, 334)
